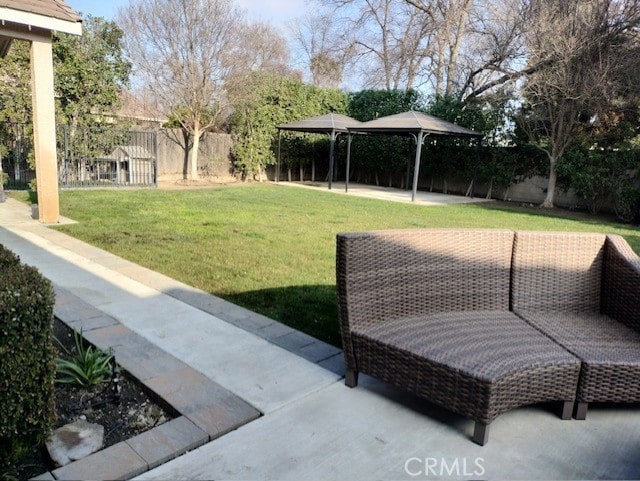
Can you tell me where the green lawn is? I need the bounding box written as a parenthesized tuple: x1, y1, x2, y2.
(42, 185, 640, 346)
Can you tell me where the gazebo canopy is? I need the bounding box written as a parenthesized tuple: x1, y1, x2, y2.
(348, 110, 483, 138)
(345, 111, 484, 201)
(276, 113, 363, 189)
(278, 113, 362, 134)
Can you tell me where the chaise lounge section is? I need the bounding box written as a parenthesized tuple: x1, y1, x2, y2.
(336, 229, 640, 445)
(511, 231, 640, 420)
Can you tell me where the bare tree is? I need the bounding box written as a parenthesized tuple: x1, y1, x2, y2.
(228, 22, 294, 78)
(119, 0, 244, 181)
(519, 0, 640, 208)
(290, 12, 351, 88)
(404, 0, 532, 98)
(321, 0, 435, 90)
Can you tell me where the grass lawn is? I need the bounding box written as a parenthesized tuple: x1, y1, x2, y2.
(34, 184, 640, 346)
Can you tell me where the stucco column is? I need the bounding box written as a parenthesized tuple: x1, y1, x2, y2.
(30, 35, 59, 223)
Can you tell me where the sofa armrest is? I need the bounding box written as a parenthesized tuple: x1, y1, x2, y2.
(602, 235, 640, 332)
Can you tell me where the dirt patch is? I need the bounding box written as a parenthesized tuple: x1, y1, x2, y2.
(157, 174, 246, 191)
(13, 319, 175, 480)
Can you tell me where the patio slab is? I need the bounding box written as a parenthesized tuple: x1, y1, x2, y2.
(136, 380, 640, 481)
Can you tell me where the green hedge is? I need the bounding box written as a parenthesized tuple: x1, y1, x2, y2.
(0, 245, 56, 471)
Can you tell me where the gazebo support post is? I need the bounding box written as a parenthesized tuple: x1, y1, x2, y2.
(345, 133, 353, 192)
(328, 130, 336, 190)
(471, 138, 481, 198)
(276, 130, 281, 183)
(411, 131, 425, 202)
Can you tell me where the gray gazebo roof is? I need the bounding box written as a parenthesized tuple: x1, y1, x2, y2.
(278, 113, 362, 134)
(344, 111, 484, 201)
(348, 111, 483, 137)
(276, 113, 363, 189)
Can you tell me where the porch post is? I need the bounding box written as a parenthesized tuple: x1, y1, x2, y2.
(30, 34, 59, 223)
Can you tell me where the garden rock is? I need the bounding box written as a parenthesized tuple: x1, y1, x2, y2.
(46, 419, 104, 466)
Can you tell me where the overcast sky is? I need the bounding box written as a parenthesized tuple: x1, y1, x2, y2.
(66, 0, 309, 28)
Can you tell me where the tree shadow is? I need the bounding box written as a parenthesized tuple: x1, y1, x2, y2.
(225, 284, 341, 347)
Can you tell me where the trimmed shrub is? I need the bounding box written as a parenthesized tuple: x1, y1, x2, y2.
(0, 245, 56, 472)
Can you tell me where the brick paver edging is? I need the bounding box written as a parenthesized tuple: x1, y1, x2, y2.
(35, 286, 261, 481)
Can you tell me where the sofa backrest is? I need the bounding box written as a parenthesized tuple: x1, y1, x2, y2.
(511, 231, 607, 313)
(336, 229, 515, 330)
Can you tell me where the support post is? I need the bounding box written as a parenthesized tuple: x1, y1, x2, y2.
(276, 130, 281, 183)
(411, 131, 424, 202)
(345, 133, 353, 192)
(30, 34, 59, 223)
(328, 131, 336, 190)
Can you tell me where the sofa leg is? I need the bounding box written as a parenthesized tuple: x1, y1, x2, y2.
(574, 402, 588, 420)
(561, 401, 574, 420)
(345, 369, 358, 387)
(472, 422, 490, 446)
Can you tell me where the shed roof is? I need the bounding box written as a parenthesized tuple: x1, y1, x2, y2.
(278, 113, 362, 134)
(349, 111, 483, 138)
(109, 145, 154, 160)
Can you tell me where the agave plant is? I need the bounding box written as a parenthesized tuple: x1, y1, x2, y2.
(55, 328, 115, 387)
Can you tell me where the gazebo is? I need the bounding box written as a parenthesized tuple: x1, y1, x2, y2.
(346, 111, 484, 201)
(0, 0, 82, 222)
(276, 113, 362, 190)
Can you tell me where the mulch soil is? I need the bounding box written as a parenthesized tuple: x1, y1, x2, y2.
(13, 319, 175, 480)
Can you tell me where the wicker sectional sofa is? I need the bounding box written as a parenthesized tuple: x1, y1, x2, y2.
(336, 229, 640, 445)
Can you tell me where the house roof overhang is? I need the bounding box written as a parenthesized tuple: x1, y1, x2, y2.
(0, 1, 82, 56)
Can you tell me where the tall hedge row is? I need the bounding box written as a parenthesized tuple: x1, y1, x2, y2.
(0, 245, 56, 471)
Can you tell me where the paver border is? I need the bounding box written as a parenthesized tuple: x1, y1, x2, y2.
(37, 287, 261, 481)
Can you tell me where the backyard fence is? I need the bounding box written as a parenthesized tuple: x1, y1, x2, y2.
(0, 123, 158, 189)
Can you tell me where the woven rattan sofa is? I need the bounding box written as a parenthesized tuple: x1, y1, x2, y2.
(336, 229, 640, 445)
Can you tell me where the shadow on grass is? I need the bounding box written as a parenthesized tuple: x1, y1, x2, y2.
(476, 202, 640, 252)
(225, 284, 342, 347)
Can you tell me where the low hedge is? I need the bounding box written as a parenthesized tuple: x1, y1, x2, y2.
(0, 245, 56, 471)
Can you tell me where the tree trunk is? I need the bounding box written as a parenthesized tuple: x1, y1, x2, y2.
(191, 120, 201, 181)
(541, 158, 557, 208)
(0, 166, 5, 203)
(182, 128, 190, 181)
(312, 159, 316, 182)
(485, 178, 493, 199)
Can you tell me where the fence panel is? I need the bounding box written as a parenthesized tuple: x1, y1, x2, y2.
(58, 126, 158, 188)
(0, 123, 35, 189)
(0, 123, 158, 189)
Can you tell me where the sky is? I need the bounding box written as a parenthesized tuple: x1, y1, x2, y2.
(66, 0, 309, 29)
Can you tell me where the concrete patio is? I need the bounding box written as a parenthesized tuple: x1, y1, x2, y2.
(0, 196, 638, 480)
(278, 181, 494, 206)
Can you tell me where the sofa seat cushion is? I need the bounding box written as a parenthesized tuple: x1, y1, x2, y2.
(517, 311, 640, 404)
(351, 311, 581, 423)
